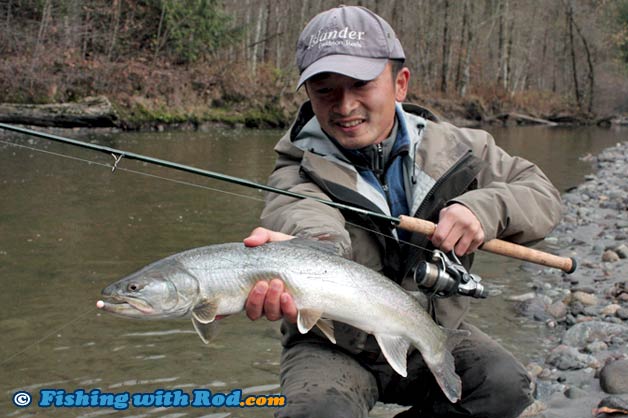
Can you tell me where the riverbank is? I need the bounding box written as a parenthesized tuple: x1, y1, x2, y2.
(512, 141, 628, 417)
(2, 93, 626, 132)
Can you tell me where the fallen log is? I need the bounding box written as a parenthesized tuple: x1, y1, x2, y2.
(0, 96, 119, 128)
(486, 112, 558, 127)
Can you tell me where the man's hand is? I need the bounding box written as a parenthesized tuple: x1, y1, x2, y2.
(430, 203, 485, 256)
(243, 227, 298, 323)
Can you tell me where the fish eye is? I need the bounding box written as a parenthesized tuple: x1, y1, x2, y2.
(127, 282, 142, 292)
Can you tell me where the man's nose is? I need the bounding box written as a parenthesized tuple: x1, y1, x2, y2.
(333, 88, 359, 115)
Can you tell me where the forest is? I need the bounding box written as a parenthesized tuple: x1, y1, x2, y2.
(1, 0, 628, 128)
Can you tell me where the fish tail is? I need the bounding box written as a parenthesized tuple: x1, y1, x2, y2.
(424, 328, 469, 403)
(425, 349, 461, 403)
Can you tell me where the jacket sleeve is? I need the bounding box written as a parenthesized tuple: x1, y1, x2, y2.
(260, 154, 353, 258)
(451, 129, 562, 244)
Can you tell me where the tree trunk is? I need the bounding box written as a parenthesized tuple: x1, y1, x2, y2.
(440, 0, 450, 93)
(497, 0, 506, 87)
(107, 0, 122, 61)
(572, 14, 595, 114)
(460, 1, 474, 97)
(566, 1, 582, 110)
(455, 0, 469, 94)
(252, 6, 265, 74)
(0, 96, 119, 128)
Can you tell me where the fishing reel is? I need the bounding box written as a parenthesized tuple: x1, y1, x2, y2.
(414, 250, 488, 299)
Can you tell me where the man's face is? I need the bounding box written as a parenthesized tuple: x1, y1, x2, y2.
(305, 63, 410, 150)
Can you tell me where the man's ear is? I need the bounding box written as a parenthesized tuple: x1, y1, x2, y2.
(395, 67, 410, 102)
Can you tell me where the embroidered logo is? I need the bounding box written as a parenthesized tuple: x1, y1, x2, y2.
(308, 27, 365, 50)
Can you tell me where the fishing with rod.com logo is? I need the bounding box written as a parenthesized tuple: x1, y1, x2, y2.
(12, 387, 286, 410)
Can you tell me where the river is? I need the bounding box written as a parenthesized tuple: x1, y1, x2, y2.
(0, 124, 625, 417)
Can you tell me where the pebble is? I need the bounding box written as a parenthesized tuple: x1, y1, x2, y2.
(613, 244, 628, 259)
(545, 345, 600, 370)
(547, 301, 568, 319)
(526, 362, 544, 378)
(585, 341, 608, 353)
(601, 304, 622, 316)
(564, 386, 588, 399)
(602, 250, 621, 262)
(599, 359, 628, 394)
(571, 291, 598, 306)
(618, 308, 628, 320)
(561, 321, 628, 347)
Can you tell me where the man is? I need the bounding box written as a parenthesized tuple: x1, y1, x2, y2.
(242, 5, 562, 418)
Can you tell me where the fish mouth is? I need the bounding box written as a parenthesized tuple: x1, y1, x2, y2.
(97, 295, 155, 316)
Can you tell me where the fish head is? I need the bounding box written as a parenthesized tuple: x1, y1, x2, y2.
(98, 260, 199, 319)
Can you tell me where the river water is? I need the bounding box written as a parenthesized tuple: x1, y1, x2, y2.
(0, 124, 625, 417)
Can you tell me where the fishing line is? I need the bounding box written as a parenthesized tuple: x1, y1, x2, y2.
(0, 139, 267, 204)
(0, 138, 435, 254)
(0, 306, 97, 366)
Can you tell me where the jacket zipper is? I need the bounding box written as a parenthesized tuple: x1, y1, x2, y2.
(375, 143, 390, 201)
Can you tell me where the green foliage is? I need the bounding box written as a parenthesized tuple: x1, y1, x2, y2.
(158, 0, 240, 64)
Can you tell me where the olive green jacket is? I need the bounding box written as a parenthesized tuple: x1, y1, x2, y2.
(261, 101, 562, 352)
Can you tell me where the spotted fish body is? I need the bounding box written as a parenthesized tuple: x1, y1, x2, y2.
(98, 240, 464, 403)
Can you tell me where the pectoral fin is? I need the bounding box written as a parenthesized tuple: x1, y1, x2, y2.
(192, 317, 220, 344)
(192, 299, 218, 324)
(374, 334, 411, 377)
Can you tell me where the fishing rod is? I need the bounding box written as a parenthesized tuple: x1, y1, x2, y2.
(0, 122, 577, 273)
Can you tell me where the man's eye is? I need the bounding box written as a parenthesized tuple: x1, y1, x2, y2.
(315, 88, 332, 95)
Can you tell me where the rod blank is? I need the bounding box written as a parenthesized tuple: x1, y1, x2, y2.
(0, 123, 577, 273)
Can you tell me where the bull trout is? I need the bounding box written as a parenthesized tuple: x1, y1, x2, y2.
(97, 239, 466, 403)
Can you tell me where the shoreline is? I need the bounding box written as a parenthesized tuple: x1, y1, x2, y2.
(2, 96, 627, 133)
(515, 141, 628, 417)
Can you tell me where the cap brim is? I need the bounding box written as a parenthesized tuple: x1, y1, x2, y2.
(297, 55, 389, 90)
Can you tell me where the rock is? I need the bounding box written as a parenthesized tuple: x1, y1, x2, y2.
(507, 292, 537, 302)
(583, 306, 600, 316)
(613, 244, 628, 259)
(603, 249, 621, 262)
(569, 300, 585, 316)
(538, 368, 553, 380)
(601, 304, 622, 316)
(585, 340, 608, 353)
(593, 396, 628, 416)
(547, 301, 568, 319)
(526, 362, 544, 378)
(618, 308, 628, 320)
(534, 379, 565, 401)
(513, 295, 552, 321)
(571, 291, 598, 306)
(600, 359, 628, 394)
(518, 400, 547, 417)
(561, 321, 628, 347)
(545, 345, 600, 370)
(564, 386, 587, 399)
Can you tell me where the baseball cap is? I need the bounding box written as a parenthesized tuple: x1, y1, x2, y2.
(296, 6, 405, 89)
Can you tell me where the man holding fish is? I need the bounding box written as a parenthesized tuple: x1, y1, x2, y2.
(243, 5, 562, 418)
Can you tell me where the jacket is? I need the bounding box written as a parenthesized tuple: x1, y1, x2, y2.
(260, 101, 562, 353)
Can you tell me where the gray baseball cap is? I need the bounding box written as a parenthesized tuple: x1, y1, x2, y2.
(296, 6, 405, 89)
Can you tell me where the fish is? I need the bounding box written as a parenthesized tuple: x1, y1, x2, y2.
(97, 239, 467, 403)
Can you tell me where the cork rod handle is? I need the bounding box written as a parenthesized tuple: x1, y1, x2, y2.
(397, 215, 576, 273)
